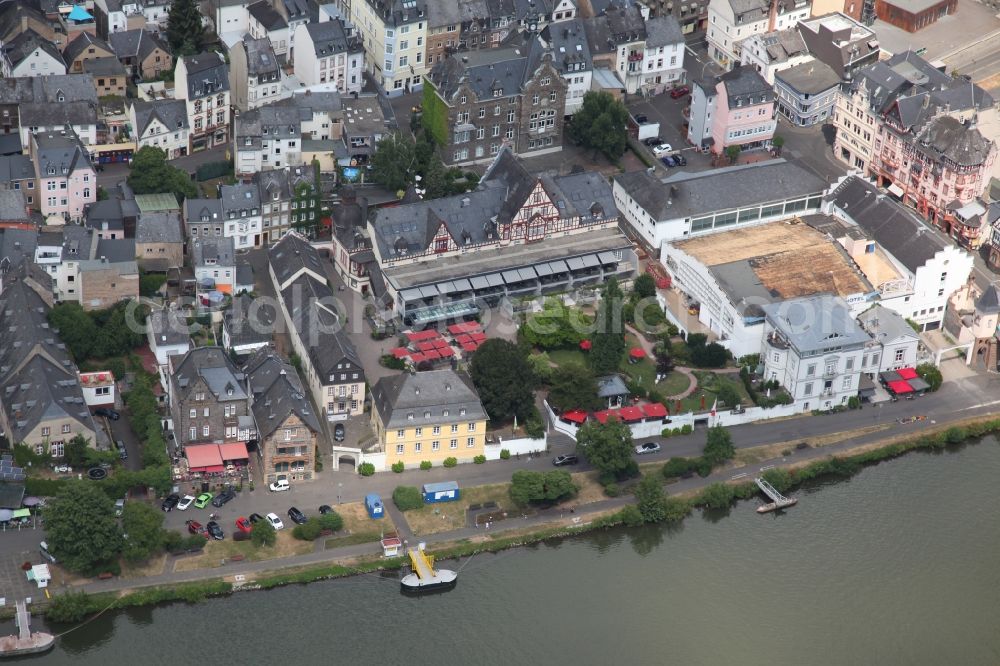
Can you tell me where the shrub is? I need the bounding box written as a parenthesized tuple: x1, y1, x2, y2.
(680, 424, 693, 435)
(661, 428, 673, 438)
(380, 354, 407, 370)
(662, 457, 697, 478)
(317, 511, 344, 532)
(443, 457, 458, 467)
(672, 428, 682, 436)
(499, 449, 511, 460)
(473, 455, 486, 464)
(916, 363, 943, 392)
(604, 482, 620, 497)
(698, 483, 736, 509)
(392, 485, 423, 511)
(391, 461, 405, 473)
(251, 520, 277, 547)
(233, 531, 250, 542)
(847, 396, 861, 410)
(663, 497, 692, 523)
(761, 468, 793, 494)
(292, 520, 323, 541)
(620, 504, 644, 527)
(525, 419, 545, 438)
(358, 462, 375, 476)
(47, 591, 101, 624)
(944, 426, 967, 445)
(162, 530, 185, 554)
(182, 535, 207, 552)
(419, 460, 433, 470)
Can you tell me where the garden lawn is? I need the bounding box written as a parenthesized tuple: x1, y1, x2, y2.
(674, 371, 751, 413)
(619, 355, 657, 390)
(404, 483, 510, 536)
(173, 530, 314, 572)
(548, 348, 588, 368)
(323, 501, 381, 548)
(656, 371, 692, 397)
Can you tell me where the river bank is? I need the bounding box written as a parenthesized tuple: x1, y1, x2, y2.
(40, 413, 1000, 624)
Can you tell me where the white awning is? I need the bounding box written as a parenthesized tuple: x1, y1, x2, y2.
(887, 183, 904, 198)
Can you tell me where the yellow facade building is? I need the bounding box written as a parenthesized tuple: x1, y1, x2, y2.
(370, 369, 487, 469)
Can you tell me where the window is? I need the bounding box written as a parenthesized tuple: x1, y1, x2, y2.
(841, 376, 852, 390)
(432, 425, 441, 435)
(807, 364, 816, 376)
(467, 437, 476, 447)
(772, 353, 779, 362)
(825, 362, 836, 375)
(397, 444, 405, 454)
(415, 427, 423, 436)
(397, 429, 405, 438)
(803, 382, 813, 396)
(450, 439, 457, 449)
(62, 424, 71, 434)
(532, 94, 539, 105)
(202, 425, 210, 437)
(478, 108, 486, 118)
(894, 348, 905, 362)
(549, 91, 557, 102)
(414, 442, 421, 452)
(451, 424, 459, 433)
(468, 422, 477, 432)
(432, 441, 440, 450)
(41, 427, 50, 437)
(203, 407, 210, 417)
(189, 426, 196, 439)
(189, 409, 196, 418)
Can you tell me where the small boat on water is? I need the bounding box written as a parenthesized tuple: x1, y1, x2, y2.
(0, 601, 54, 658)
(400, 544, 457, 594)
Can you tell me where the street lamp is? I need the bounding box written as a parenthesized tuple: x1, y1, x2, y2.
(338, 482, 343, 505)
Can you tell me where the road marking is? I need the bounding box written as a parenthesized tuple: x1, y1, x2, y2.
(730, 472, 748, 480)
(759, 464, 775, 471)
(685, 46, 698, 56)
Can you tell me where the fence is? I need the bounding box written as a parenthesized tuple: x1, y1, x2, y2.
(484, 434, 547, 459)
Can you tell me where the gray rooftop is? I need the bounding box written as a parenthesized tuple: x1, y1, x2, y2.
(596, 374, 629, 398)
(148, 308, 191, 347)
(913, 115, 994, 168)
(95, 238, 136, 263)
(616, 159, 826, 221)
(0, 228, 37, 267)
(280, 273, 364, 381)
(192, 236, 235, 268)
(763, 295, 871, 354)
(644, 15, 684, 49)
(33, 131, 93, 177)
(137, 211, 183, 244)
(540, 19, 593, 74)
(224, 293, 276, 349)
(718, 65, 774, 107)
(427, 39, 547, 100)
(181, 52, 230, 99)
(856, 304, 919, 345)
(371, 369, 486, 429)
(63, 31, 112, 66)
(220, 183, 261, 215)
(244, 348, 321, 439)
(268, 231, 323, 287)
(108, 28, 169, 62)
(0, 73, 96, 106)
(2, 29, 63, 70)
(171, 346, 247, 401)
(0, 155, 33, 183)
(82, 57, 127, 77)
(0, 190, 27, 221)
(775, 59, 842, 95)
(184, 198, 223, 225)
(304, 19, 359, 58)
(342, 96, 388, 136)
(247, 0, 288, 30)
(131, 99, 189, 136)
(241, 35, 280, 76)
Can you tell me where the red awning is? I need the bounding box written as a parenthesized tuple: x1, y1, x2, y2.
(580, 339, 592, 351)
(219, 441, 249, 461)
(405, 330, 440, 342)
(455, 334, 472, 344)
(629, 347, 646, 358)
(447, 322, 481, 335)
(186, 443, 223, 470)
(593, 410, 611, 424)
(563, 409, 587, 424)
(896, 367, 918, 380)
(461, 342, 479, 353)
(438, 346, 455, 358)
(391, 347, 410, 359)
(416, 341, 438, 352)
(201, 465, 226, 473)
(642, 402, 668, 418)
(469, 332, 487, 343)
(434, 338, 450, 348)
(887, 379, 914, 394)
(410, 353, 426, 363)
(423, 349, 441, 360)
(618, 406, 644, 421)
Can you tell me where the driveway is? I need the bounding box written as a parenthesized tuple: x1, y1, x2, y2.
(108, 408, 143, 471)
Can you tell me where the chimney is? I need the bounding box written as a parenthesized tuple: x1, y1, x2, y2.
(767, 0, 779, 32)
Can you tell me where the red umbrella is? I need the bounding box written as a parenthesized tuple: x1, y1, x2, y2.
(579, 339, 592, 351)
(629, 347, 646, 359)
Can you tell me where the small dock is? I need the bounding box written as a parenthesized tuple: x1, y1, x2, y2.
(0, 601, 54, 657)
(755, 477, 798, 513)
(400, 544, 457, 593)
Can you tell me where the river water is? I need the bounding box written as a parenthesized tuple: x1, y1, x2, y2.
(24, 437, 1000, 665)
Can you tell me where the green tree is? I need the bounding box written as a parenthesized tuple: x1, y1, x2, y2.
(547, 363, 602, 412)
(526, 352, 553, 385)
(635, 474, 667, 523)
(576, 419, 637, 481)
(703, 424, 735, 466)
(520, 298, 589, 350)
(717, 383, 741, 408)
(44, 483, 123, 574)
(690, 341, 728, 368)
(724, 144, 741, 164)
(509, 470, 576, 505)
(590, 278, 626, 374)
(568, 91, 629, 160)
(317, 511, 344, 532)
(469, 339, 536, 424)
(48, 302, 98, 361)
(371, 133, 416, 193)
(699, 482, 735, 510)
(127, 146, 197, 201)
(916, 363, 943, 392)
(633, 273, 656, 299)
(392, 485, 423, 511)
(121, 502, 166, 562)
(165, 0, 204, 56)
(63, 434, 91, 468)
(420, 151, 450, 199)
(251, 520, 277, 547)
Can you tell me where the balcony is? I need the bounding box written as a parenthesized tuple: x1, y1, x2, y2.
(627, 52, 643, 62)
(765, 332, 789, 350)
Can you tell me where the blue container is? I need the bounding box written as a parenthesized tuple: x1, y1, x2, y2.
(365, 493, 384, 519)
(422, 481, 460, 503)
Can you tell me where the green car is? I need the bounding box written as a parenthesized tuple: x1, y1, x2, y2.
(194, 493, 214, 509)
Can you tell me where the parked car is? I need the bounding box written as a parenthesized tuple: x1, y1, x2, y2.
(266, 512, 285, 530)
(642, 136, 664, 147)
(94, 407, 120, 421)
(161, 494, 180, 512)
(115, 498, 125, 516)
(248, 513, 264, 524)
(287, 507, 307, 525)
(235, 517, 252, 534)
(177, 495, 195, 511)
(674, 153, 687, 166)
(186, 520, 208, 537)
(212, 488, 236, 508)
(319, 505, 334, 514)
(669, 85, 690, 99)
(635, 442, 662, 455)
(652, 143, 673, 156)
(660, 155, 677, 168)
(269, 479, 290, 492)
(194, 493, 213, 509)
(39, 541, 56, 564)
(206, 521, 224, 540)
(116, 440, 127, 461)
(552, 454, 579, 466)
(334, 423, 345, 442)
(633, 113, 648, 124)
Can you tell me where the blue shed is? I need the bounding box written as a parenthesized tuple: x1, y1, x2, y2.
(365, 493, 385, 519)
(422, 481, 460, 503)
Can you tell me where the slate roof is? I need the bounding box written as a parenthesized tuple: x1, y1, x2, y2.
(371, 369, 486, 429)
(0, 228, 38, 268)
(304, 19, 358, 58)
(363, 0, 428, 28)
(718, 65, 774, 106)
(180, 52, 230, 99)
(727, 0, 769, 22)
(824, 176, 949, 273)
(95, 238, 136, 263)
(763, 295, 872, 353)
(2, 29, 63, 71)
(857, 304, 919, 344)
(752, 28, 808, 63)
(137, 211, 183, 244)
(976, 284, 1000, 314)
(148, 307, 191, 347)
(184, 198, 223, 225)
(192, 236, 235, 268)
(0, 2, 48, 43)
(247, 0, 288, 30)
(19, 100, 97, 129)
(219, 183, 260, 217)
(268, 231, 324, 288)
(0, 190, 26, 221)
(616, 159, 825, 221)
(63, 32, 113, 66)
(224, 293, 276, 349)
(0, 280, 96, 443)
(244, 348, 321, 439)
(235, 104, 305, 143)
(912, 115, 994, 168)
(131, 99, 189, 137)
(171, 346, 247, 400)
(596, 374, 629, 398)
(82, 57, 127, 77)
(33, 132, 93, 176)
(644, 15, 684, 48)
(240, 35, 280, 76)
(0, 155, 34, 183)
(540, 19, 592, 74)
(0, 73, 96, 105)
(371, 147, 616, 259)
(775, 59, 841, 96)
(108, 28, 169, 62)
